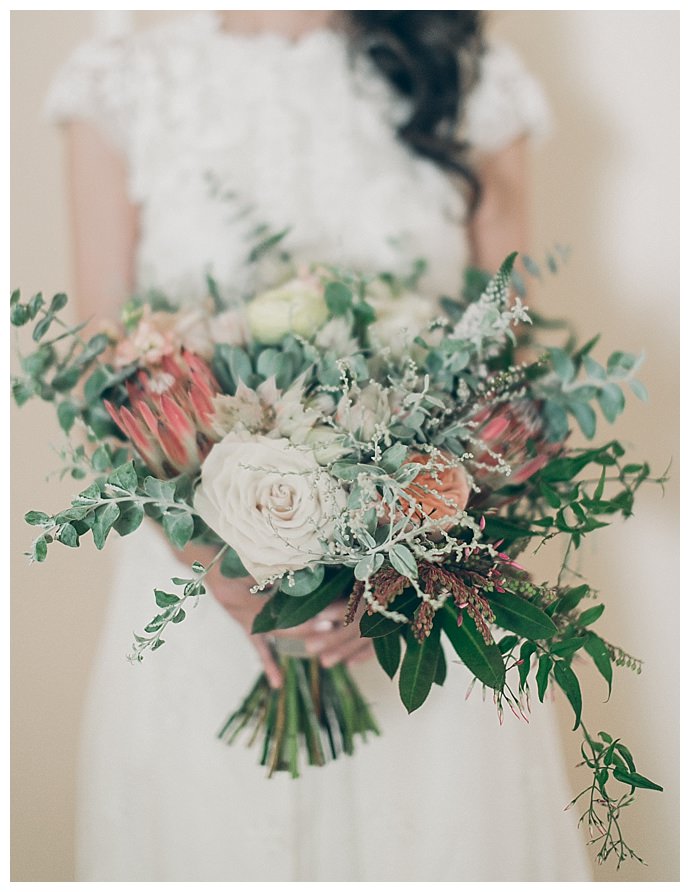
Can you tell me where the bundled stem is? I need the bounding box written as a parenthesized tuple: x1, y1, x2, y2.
(218, 657, 380, 777)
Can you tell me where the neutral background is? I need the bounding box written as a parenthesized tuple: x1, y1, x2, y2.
(10, 10, 679, 882)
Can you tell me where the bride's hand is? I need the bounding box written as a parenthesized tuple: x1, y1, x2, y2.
(209, 572, 374, 688)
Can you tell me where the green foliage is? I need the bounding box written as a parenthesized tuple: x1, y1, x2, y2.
(373, 632, 402, 679)
(398, 623, 442, 713)
(440, 603, 505, 691)
(252, 568, 353, 633)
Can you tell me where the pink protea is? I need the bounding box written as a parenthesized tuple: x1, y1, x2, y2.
(469, 398, 562, 498)
(105, 349, 222, 478)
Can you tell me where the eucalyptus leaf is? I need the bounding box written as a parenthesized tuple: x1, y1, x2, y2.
(91, 501, 120, 550)
(162, 511, 194, 549)
(280, 564, 325, 597)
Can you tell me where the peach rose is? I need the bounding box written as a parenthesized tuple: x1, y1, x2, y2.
(401, 452, 471, 529)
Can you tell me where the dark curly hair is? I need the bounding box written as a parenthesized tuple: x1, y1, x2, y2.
(347, 11, 485, 211)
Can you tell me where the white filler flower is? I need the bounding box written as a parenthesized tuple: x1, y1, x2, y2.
(194, 434, 345, 583)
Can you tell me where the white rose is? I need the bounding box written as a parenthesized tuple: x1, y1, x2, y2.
(194, 435, 346, 583)
(368, 291, 436, 353)
(246, 277, 328, 345)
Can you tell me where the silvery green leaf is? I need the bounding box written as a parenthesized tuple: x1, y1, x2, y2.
(113, 502, 144, 536)
(92, 502, 120, 550)
(548, 347, 576, 384)
(280, 564, 325, 597)
(379, 443, 407, 473)
(522, 254, 541, 279)
(607, 350, 638, 376)
(25, 510, 51, 526)
(598, 383, 625, 422)
(256, 348, 280, 379)
(162, 511, 194, 549)
(56, 523, 79, 548)
(543, 399, 570, 441)
(629, 379, 648, 401)
(582, 354, 606, 381)
(568, 401, 597, 439)
(389, 544, 418, 579)
(355, 553, 384, 581)
(144, 477, 176, 503)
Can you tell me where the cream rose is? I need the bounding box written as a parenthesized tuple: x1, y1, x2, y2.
(194, 434, 346, 583)
(246, 277, 328, 345)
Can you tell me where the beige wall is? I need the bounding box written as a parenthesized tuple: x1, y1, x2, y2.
(10, 10, 679, 882)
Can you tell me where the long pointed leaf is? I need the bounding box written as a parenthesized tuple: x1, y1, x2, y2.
(440, 603, 505, 691)
(398, 624, 441, 713)
(252, 568, 353, 633)
(487, 589, 558, 640)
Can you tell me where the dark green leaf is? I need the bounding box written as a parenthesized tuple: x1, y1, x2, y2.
(518, 641, 537, 689)
(252, 568, 353, 633)
(398, 624, 441, 713)
(550, 637, 587, 658)
(373, 633, 401, 679)
(554, 660, 582, 730)
(612, 767, 663, 792)
(434, 645, 447, 686)
(219, 547, 249, 579)
(554, 585, 590, 613)
(32, 314, 54, 342)
(498, 634, 520, 654)
(583, 632, 613, 699)
(172, 608, 186, 624)
(83, 366, 111, 403)
(49, 292, 68, 313)
(440, 603, 505, 690)
(359, 589, 417, 638)
(487, 589, 558, 640)
(324, 281, 352, 316)
(539, 481, 561, 509)
(154, 589, 179, 608)
(536, 654, 552, 701)
(577, 604, 605, 626)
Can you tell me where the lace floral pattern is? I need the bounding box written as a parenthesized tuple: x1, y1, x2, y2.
(45, 12, 550, 304)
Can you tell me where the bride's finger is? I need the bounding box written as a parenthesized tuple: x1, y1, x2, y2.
(253, 635, 283, 689)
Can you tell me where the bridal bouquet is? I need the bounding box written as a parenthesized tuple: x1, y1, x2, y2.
(11, 250, 663, 866)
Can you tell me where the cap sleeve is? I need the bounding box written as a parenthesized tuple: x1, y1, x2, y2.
(461, 41, 552, 155)
(44, 34, 136, 157)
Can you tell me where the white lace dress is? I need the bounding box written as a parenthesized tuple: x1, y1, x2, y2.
(47, 12, 591, 882)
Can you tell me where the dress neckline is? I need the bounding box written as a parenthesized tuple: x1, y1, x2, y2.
(204, 11, 346, 52)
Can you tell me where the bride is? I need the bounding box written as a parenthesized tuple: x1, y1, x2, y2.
(47, 10, 592, 881)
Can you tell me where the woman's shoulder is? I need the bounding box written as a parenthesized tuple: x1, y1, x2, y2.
(462, 39, 553, 155)
(44, 13, 219, 146)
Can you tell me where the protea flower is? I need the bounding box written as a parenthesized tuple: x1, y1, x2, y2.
(105, 349, 221, 478)
(469, 398, 562, 498)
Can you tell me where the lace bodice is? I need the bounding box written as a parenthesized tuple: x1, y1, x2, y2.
(46, 12, 550, 302)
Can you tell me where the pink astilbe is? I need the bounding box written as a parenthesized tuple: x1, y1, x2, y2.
(105, 349, 221, 477)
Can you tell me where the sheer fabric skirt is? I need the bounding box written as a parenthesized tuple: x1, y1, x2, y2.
(76, 525, 592, 881)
